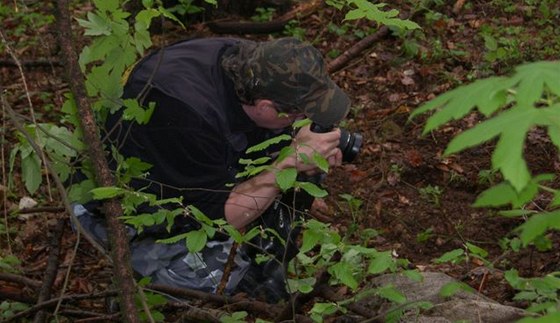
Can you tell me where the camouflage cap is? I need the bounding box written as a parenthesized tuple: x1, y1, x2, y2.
(223, 38, 350, 127)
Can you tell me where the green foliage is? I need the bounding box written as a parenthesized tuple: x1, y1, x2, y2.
(412, 59, 560, 319)
(220, 311, 249, 323)
(506, 269, 560, 316)
(0, 254, 22, 273)
(251, 7, 276, 22)
(340, 1, 420, 31)
(418, 185, 443, 206)
(411, 61, 560, 193)
(0, 301, 29, 320)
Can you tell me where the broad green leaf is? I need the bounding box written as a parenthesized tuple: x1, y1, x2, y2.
(68, 179, 95, 204)
(410, 76, 513, 132)
(465, 242, 488, 258)
(76, 12, 111, 36)
(21, 152, 41, 194)
(122, 99, 156, 124)
(188, 205, 213, 225)
(93, 0, 119, 13)
(156, 232, 189, 244)
(517, 210, 560, 246)
(434, 248, 464, 264)
(186, 229, 207, 253)
(91, 186, 125, 199)
(287, 277, 316, 294)
(312, 152, 329, 173)
(298, 181, 328, 198)
(376, 285, 406, 304)
(329, 261, 358, 289)
(515, 61, 560, 106)
(368, 251, 393, 274)
(276, 168, 297, 192)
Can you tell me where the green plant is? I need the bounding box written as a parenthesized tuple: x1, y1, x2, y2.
(283, 20, 306, 40)
(167, 0, 204, 16)
(0, 301, 29, 320)
(251, 7, 276, 22)
(416, 227, 433, 243)
(418, 185, 443, 206)
(506, 269, 560, 316)
(411, 60, 560, 320)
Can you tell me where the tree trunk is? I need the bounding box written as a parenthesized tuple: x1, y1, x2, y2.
(52, 0, 140, 321)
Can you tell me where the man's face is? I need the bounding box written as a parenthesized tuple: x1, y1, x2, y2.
(246, 100, 304, 130)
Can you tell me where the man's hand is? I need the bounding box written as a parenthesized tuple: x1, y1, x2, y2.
(284, 124, 342, 174)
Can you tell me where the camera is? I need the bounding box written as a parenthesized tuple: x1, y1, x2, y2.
(310, 123, 362, 162)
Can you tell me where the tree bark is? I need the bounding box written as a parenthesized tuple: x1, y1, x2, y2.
(52, 0, 140, 321)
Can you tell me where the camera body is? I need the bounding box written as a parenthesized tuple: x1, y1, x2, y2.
(310, 123, 362, 162)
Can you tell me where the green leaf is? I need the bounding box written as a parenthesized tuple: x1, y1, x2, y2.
(376, 285, 406, 304)
(434, 248, 464, 264)
(93, 0, 119, 12)
(122, 99, 156, 124)
(76, 12, 111, 36)
(21, 151, 42, 194)
(368, 251, 393, 275)
(186, 229, 207, 253)
(410, 76, 513, 131)
(246, 134, 292, 153)
(287, 277, 316, 294)
(312, 152, 329, 173)
(188, 205, 213, 225)
(518, 210, 560, 246)
(91, 186, 125, 199)
(329, 261, 358, 290)
(276, 168, 297, 192)
(298, 181, 328, 198)
(465, 242, 488, 258)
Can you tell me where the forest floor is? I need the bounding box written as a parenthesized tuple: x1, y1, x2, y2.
(1, 0, 560, 321)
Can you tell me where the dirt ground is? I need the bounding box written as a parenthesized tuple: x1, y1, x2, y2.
(1, 0, 560, 320)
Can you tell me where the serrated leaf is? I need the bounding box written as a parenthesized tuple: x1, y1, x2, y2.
(298, 181, 328, 198)
(246, 134, 292, 153)
(76, 12, 111, 36)
(410, 76, 513, 132)
(329, 261, 358, 290)
(186, 229, 207, 253)
(312, 152, 329, 173)
(276, 168, 297, 192)
(368, 251, 393, 274)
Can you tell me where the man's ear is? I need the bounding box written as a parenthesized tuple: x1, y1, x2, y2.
(254, 99, 274, 115)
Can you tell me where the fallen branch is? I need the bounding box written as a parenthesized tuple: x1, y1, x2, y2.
(0, 59, 62, 68)
(0, 272, 42, 289)
(3, 290, 118, 322)
(327, 25, 390, 74)
(33, 219, 66, 323)
(207, 0, 321, 34)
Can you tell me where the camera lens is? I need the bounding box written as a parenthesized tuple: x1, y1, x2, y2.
(339, 129, 363, 162)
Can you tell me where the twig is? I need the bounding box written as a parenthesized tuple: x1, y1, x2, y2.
(327, 25, 390, 74)
(0, 272, 42, 288)
(3, 290, 118, 322)
(0, 59, 62, 68)
(216, 241, 238, 296)
(33, 219, 66, 323)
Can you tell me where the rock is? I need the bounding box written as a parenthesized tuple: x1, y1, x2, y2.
(356, 272, 528, 322)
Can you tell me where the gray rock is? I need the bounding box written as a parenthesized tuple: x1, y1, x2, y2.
(355, 272, 529, 322)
